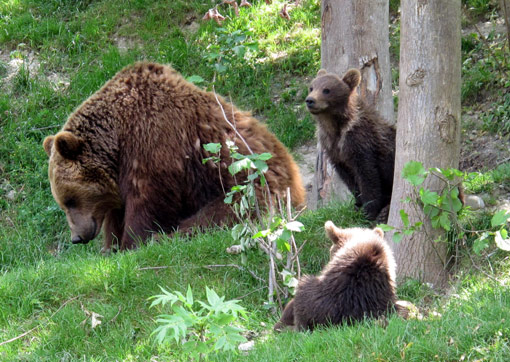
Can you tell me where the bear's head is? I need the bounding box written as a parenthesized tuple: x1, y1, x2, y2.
(324, 220, 385, 259)
(43, 131, 121, 244)
(305, 68, 361, 115)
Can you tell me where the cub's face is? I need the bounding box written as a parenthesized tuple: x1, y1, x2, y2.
(43, 132, 120, 244)
(305, 68, 361, 115)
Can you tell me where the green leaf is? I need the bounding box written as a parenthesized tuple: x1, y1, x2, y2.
(186, 75, 205, 85)
(253, 159, 268, 173)
(393, 232, 403, 243)
(400, 209, 410, 228)
(233, 45, 246, 58)
(495, 230, 510, 251)
(257, 152, 273, 161)
(376, 224, 394, 232)
(473, 233, 490, 254)
(285, 221, 304, 232)
(224, 194, 233, 204)
(420, 188, 439, 205)
(203, 142, 221, 154)
(276, 238, 291, 252)
(186, 285, 193, 307)
(245, 42, 259, 50)
(402, 161, 427, 186)
(206, 287, 222, 308)
(491, 210, 510, 228)
(439, 212, 451, 231)
(228, 158, 254, 175)
(214, 63, 227, 73)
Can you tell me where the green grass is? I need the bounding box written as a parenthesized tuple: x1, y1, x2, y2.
(1, 0, 510, 360)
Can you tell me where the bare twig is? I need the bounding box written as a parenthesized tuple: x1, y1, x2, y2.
(108, 306, 122, 324)
(0, 296, 80, 346)
(236, 286, 266, 300)
(137, 266, 171, 271)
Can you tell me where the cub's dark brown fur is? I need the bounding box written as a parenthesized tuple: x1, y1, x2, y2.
(305, 69, 395, 222)
(274, 221, 398, 331)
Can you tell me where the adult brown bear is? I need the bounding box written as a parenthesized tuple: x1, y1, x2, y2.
(43, 62, 305, 251)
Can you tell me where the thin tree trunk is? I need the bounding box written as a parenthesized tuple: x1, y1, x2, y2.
(311, 0, 393, 209)
(388, 0, 461, 289)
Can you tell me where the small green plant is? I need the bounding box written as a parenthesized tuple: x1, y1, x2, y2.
(481, 93, 510, 135)
(204, 28, 259, 76)
(203, 139, 304, 309)
(380, 161, 510, 254)
(380, 161, 464, 243)
(150, 286, 247, 360)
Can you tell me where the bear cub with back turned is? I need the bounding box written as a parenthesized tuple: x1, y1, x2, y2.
(274, 221, 399, 331)
(306, 69, 395, 222)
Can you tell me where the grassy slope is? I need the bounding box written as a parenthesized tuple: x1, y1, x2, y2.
(0, 0, 509, 360)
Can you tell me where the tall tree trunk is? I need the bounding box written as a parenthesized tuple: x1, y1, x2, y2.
(311, 0, 394, 209)
(388, 0, 461, 288)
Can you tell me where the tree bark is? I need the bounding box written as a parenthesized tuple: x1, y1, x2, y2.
(388, 0, 461, 288)
(311, 0, 394, 209)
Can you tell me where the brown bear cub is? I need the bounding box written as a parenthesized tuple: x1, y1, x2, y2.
(305, 69, 395, 222)
(43, 62, 304, 251)
(274, 220, 398, 331)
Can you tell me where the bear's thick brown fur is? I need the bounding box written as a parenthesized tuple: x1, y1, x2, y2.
(43, 62, 305, 251)
(274, 221, 398, 331)
(305, 69, 395, 222)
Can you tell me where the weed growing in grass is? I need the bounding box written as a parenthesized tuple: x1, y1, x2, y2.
(150, 285, 247, 360)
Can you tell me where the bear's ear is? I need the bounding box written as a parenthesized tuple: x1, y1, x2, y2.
(43, 135, 55, 157)
(325, 220, 351, 247)
(317, 69, 327, 77)
(54, 131, 83, 160)
(342, 68, 361, 91)
(374, 227, 385, 238)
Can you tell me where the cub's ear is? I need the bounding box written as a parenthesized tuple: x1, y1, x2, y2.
(325, 220, 352, 247)
(374, 227, 385, 238)
(317, 69, 328, 77)
(43, 135, 55, 156)
(54, 131, 83, 160)
(342, 68, 361, 91)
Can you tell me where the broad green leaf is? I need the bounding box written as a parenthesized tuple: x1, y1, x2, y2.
(206, 287, 222, 308)
(473, 234, 490, 254)
(253, 159, 268, 173)
(276, 238, 291, 252)
(491, 210, 510, 228)
(186, 75, 205, 85)
(286, 221, 304, 232)
(376, 224, 394, 231)
(256, 152, 273, 161)
(402, 161, 427, 186)
(420, 188, 439, 205)
(495, 230, 510, 251)
(228, 158, 254, 175)
(439, 212, 451, 231)
(393, 232, 403, 243)
(203, 142, 221, 154)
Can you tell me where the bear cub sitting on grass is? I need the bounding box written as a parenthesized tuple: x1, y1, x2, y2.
(274, 221, 401, 331)
(305, 69, 395, 222)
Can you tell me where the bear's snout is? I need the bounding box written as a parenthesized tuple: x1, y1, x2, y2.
(305, 97, 315, 108)
(71, 235, 89, 244)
